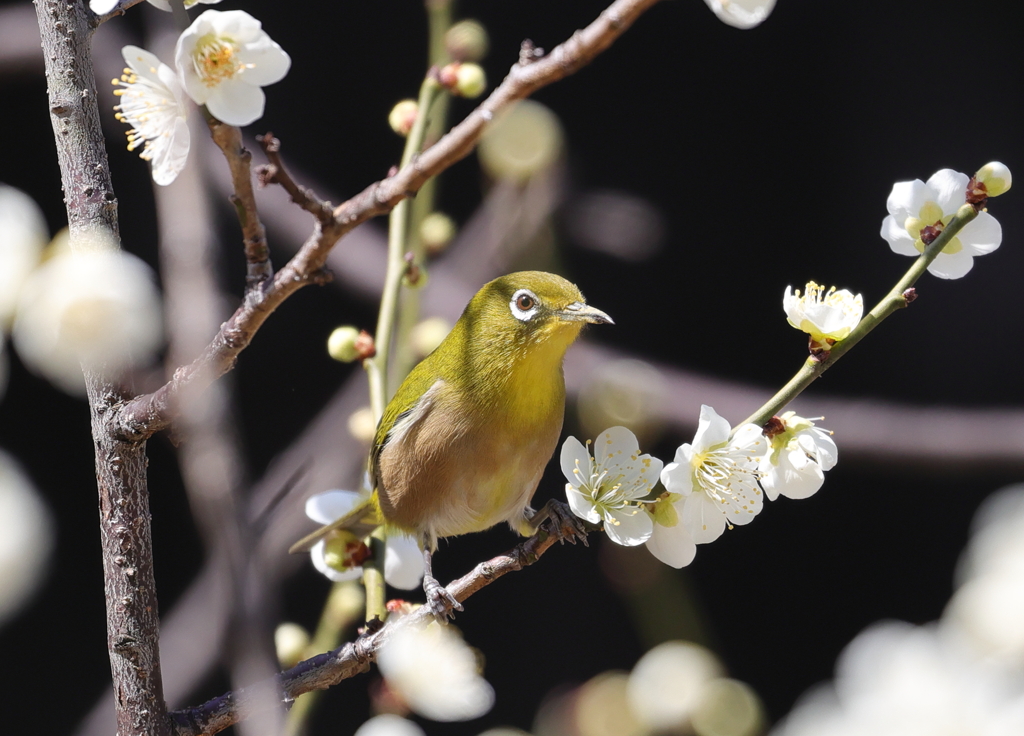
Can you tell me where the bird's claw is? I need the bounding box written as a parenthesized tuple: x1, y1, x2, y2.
(423, 573, 463, 622)
(535, 499, 589, 546)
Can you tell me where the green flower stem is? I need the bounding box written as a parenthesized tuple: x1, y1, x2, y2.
(367, 75, 444, 417)
(737, 203, 979, 430)
(363, 527, 388, 622)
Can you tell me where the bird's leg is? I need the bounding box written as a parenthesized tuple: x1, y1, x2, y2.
(528, 499, 589, 546)
(421, 545, 463, 622)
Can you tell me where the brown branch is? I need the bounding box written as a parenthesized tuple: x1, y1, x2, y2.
(34, 1, 170, 735)
(255, 132, 335, 224)
(109, 0, 663, 441)
(208, 119, 273, 293)
(167, 519, 578, 736)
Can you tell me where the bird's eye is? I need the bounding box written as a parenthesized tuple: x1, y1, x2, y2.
(509, 289, 540, 321)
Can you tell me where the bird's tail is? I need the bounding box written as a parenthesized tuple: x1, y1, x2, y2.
(287, 491, 382, 554)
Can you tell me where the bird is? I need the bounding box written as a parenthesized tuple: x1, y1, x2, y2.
(292, 271, 612, 618)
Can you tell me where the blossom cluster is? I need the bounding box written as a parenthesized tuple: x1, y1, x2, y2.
(100, 2, 291, 185)
(564, 406, 837, 569)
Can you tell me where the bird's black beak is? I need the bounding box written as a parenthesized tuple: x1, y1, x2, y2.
(558, 301, 614, 325)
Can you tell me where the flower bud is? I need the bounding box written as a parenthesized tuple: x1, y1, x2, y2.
(419, 212, 457, 255)
(328, 326, 375, 362)
(388, 99, 419, 137)
(274, 622, 311, 668)
(322, 530, 371, 573)
(348, 406, 376, 444)
(445, 19, 489, 62)
(454, 63, 487, 98)
(401, 254, 428, 289)
(975, 161, 1012, 197)
(439, 62, 486, 98)
(410, 317, 451, 358)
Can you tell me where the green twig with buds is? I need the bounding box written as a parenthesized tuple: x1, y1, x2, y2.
(738, 203, 980, 430)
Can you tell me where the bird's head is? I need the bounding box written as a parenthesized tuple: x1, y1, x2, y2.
(464, 271, 613, 351)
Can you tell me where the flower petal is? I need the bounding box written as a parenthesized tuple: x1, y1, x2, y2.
(235, 42, 291, 87)
(646, 515, 697, 568)
(661, 458, 694, 496)
(560, 436, 592, 487)
(958, 211, 1002, 256)
(693, 405, 730, 450)
(603, 505, 654, 546)
(205, 81, 266, 126)
(886, 179, 930, 220)
(384, 534, 424, 590)
(926, 169, 969, 214)
(566, 484, 602, 524)
(305, 489, 365, 524)
(681, 493, 727, 544)
(927, 250, 974, 280)
(593, 426, 641, 468)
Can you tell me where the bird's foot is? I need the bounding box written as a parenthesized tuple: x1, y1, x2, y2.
(530, 499, 589, 546)
(423, 573, 463, 622)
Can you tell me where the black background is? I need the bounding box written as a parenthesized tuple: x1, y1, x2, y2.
(2, 0, 1024, 734)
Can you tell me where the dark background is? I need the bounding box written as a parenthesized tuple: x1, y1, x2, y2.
(2, 0, 1024, 734)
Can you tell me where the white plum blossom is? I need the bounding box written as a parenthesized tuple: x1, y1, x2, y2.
(783, 282, 862, 348)
(0, 184, 47, 328)
(113, 46, 190, 186)
(661, 406, 765, 544)
(11, 229, 163, 396)
(703, 0, 776, 29)
(759, 412, 837, 501)
(305, 490, 424, 590)
(353, 715, 426, 736)
(562, 426, 663, 547)
(881, 168, 1002, 279)
(377, 623, 495, 722)
(175, 10, 291, 127)
(627, 641, 724, 732)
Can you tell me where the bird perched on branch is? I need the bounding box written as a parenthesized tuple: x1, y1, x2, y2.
(292, 271, 612, 618)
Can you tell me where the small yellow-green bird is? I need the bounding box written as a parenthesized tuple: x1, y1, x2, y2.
(294, 271, 612, 616)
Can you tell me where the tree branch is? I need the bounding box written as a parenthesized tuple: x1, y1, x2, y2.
(109, 0, 664, 441)
(168, 519, 579, 736)
(33, 1, 170, 734)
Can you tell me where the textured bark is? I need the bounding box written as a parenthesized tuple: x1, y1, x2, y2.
(33, 1, 170, 734)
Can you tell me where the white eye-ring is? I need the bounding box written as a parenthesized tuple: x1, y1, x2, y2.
(510, 289, 540, 321)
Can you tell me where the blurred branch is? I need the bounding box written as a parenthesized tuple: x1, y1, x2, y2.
(168, 516, 583, 736)
(108, 0, 663, 441)
(34, 2, 170, 735)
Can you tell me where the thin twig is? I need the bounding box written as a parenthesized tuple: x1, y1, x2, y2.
(108, 0, 663, 441)
(168, 518, 579, 736)
(208, 119, 273, 295)
(256, 133, 334, 224)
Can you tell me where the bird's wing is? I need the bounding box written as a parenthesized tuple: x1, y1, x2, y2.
(370, 378, 445, 492)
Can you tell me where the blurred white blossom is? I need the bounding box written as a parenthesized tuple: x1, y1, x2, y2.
(783, 282, 862, 348)
(562, 426, 662, 547)
(946, 484, 1024, 664)
(305, 490, 423, 589)
(661, 406, 765, 544)
(377, 623, 495, 722)
(353, 715, 426, 736)
(881, 168, 1002, 279)
(175, 10, 291, 126)
(759, 412, 837, 501)
(11, 232, 163, 395)
(771, 622, 1024, 736)
(627, 641, 723, 731)
(0, 184, 47, 328)
(704, 0, 776, 29)
(113, 46, 190, 186)
(0, 450, 53, 627)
